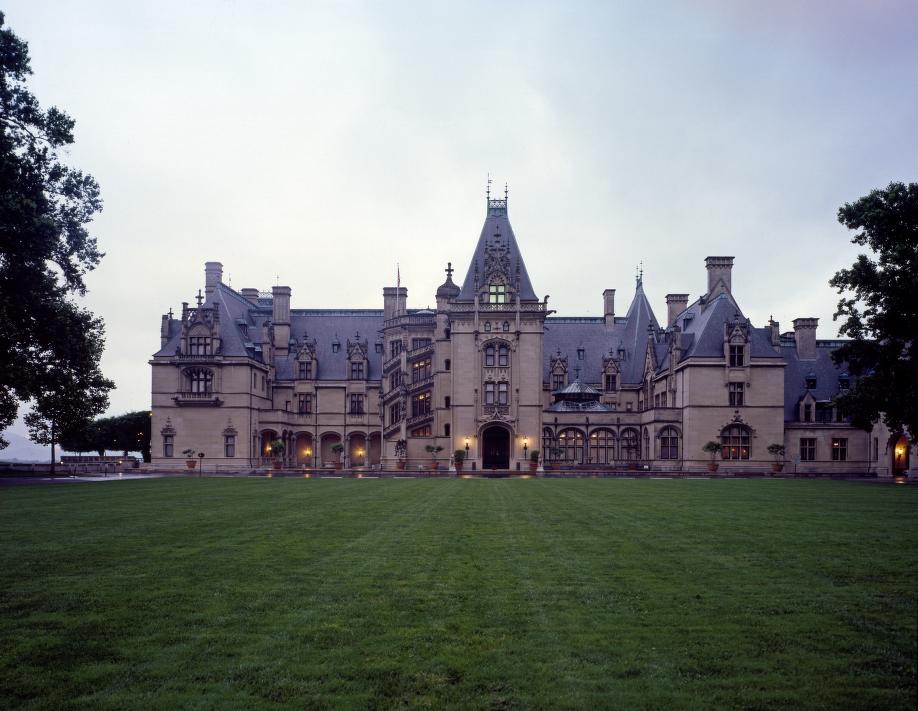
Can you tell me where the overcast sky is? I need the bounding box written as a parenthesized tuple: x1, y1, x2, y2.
(4, 1, 918, 450)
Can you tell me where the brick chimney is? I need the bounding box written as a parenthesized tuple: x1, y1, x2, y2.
(239, 288, 259, 304)
(204, 261, 223, 297)
(792, 317, 818, 360)
(603, 289, 615, 327)
(705, 256, 734, 295)
(272, 285, 291, 356)
(665, 294, 689, 327)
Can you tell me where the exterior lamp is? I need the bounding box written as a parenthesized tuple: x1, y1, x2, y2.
(464, 437, 470, 456)
(523, 436, 529, 459)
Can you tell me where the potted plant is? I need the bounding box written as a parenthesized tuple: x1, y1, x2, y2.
(529, 449, 540, 472)
(767, 443, 786, 473)
(454, 449, 466, 473)
(425, 444, 444, 470)
(182, 448, 197, 470)
(331, 442, 345, 470)
(394, 439, 407, 471)
(702, 441, 722, 472)
(268, 439, 285, 469)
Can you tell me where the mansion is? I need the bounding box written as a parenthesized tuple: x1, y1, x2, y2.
(150, 196, 912, 477)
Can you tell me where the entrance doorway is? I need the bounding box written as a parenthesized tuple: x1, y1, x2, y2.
(482, 426, 510, 470)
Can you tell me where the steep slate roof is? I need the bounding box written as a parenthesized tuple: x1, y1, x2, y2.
(673, 292, 782, 360)
(542, 280, 660, 386)
(456, 201, 539, 302)
(780, 342, 850, 421)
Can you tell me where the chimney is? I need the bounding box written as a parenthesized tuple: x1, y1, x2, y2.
(768, 317, 780, 347)
(160, 313, 171, 347)
(204, 261, 223, 296)
(665, 294, 689, 327)
(272, 285, 291, 356)
(705, 256, 734, 295)
(240, 288, 259, 304)
(792, 318, 818, 360)
(603, 289, 615, 327)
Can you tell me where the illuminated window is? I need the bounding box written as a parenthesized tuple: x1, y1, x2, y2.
(411, 425, 432, 437)
(720, 425, 750, 460)
(831, 438, 847, 461)
(488, 284, 507, 303)
(557, 428, 585, 463)
(412, 358, 432, 382)
(411, 392, 431, 417)
(588, 428, 616, 464)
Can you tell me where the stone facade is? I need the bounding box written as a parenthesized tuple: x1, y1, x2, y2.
(150, 196, 914, 477)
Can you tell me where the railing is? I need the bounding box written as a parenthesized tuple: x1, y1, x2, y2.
(383, 354, 402, 373)
(481, 404, 510, 416)
(383, 314, 436, 329)
(408, 375, 434, 393)
(406, 412, 433, 427)
(171, 353, 223, 361)
(383, 421, 402, 438)
(382, 387, 404, 405)
(406, 343, 434, 360)
(173, 392, 223, 406)
(448, 302, 547, 313)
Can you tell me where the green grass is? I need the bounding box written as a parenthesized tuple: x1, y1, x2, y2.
(1, 478, 916, 710)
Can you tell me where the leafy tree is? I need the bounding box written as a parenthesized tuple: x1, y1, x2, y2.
(830, 182, 918, 437)
(0, 12, 113, 449)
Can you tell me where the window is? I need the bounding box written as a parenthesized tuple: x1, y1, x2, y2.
(542, 428, 556, 461)
(805, 374, 817, 389)
(484, 321, 492, 332)
(815, 403, 833, 424)
(412, 338, 431, 350)
(625, 402, 633, 412)
(803, 403, 812, 422)
(488, 284, 507, 303)
(389, 402, 401, 425)
(729, 382, 744, 407)
(729, 345, 744, 367)
(444, 396, 451, 409)
(588, 428, 616, 464)
(445, 359, 451, 371)
(800, 438, 816, 461)
(620, 428, 639, 461)
(389, 371, 401, 389)
(660, 427, 679, 459)
(502, 321, 510, 332)
(604, 373, 617, 391)
(577, 347, 585, 360)
(390, 340, 402, 359)
(661, 392, 667, 407)
(349, 394, 364, 415)
(484, 346, 495, 367)
(411, 392, 431, 417)
(297, 394, 312, 414)
(498, 382, 509, 405)
(444, 424, 451, 437)
(557, 429, 585, 463)
(498, 345, 509, 367)
(411, 425, 432, 437)
(412, 358, 432, 382)
(831, 438, 848, 461)
(484, 381, 495, 405)
(261, 375, 265, 391)
(298, 361, 311, 379)
(873, 437, 879, 461)
(188, 368, 213, 394)
(188, 335, 211, 355)
(224, 435, 235, 458)
(654, 393, 660, 407)
(552, 373, 565, 391)
(350, 361, 365, 379)
(332, 342, 340, 353)
(252, 372, 257, 389)
(375, 342, 383, 354)
(720, 425, 750, 460)
(163, 434, 174, 458)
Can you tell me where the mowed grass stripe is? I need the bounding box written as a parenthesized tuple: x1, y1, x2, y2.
(0, 478, 915, 710)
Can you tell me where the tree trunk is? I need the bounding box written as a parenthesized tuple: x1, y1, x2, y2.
(50, 420, 56, 477)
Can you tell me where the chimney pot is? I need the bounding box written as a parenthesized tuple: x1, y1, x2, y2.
(704, 256, 734, 295)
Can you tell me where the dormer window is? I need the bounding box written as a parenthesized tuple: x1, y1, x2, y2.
(189, 336, 211, 355)
(332, 342, 340, 353)
(488, 284, 507, 304)
(375, 341, 383, 354)
(297, 361, 312, 379)
(729, 345, 744, 367)
(350, 361, 365, 379)
(805, 373, 817, 389)
(604, 373, 617, 391)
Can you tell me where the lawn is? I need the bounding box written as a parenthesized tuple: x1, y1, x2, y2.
(1, 478, 916, 710)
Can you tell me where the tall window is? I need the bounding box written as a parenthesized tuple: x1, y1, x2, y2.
(552, 373, 565, 391)
(589, 429, 616, 464)
(498, 382, 509, 405)
(502, 321, 510, 332)
(498, 345, 509, 367)
(389, 402, 401, 425)
(720, 425, 750, 460)
(298, 361, 312, 379)
(389, 371, 401, 389)
(831, 438, 848, 461)
(390, 340, 402, 359)
(800, 438, 816, 461)
(444, 396, 451, 408)
(620, 428, 639, 461)
(729, 345, 744, 367)
(224, 434, 235, 458)
(350, 361, 364, 380)
(444, 424, 451, 437)
(729, 382, 744, 407)
(542, 428, 556, 461)
(297, 394, 312, 414)
(411, 425, 431, 437)
(412, 358, 432, 382)
(162, 434, 174, 458)
(604, 373, 617, 391)
(411, 338, 431, 350)
(349, 394, 364, 415)
(411, 392, 431, 417)
(445, 359, 451, 371)
(557, 429, 585, 463)
(659, 427, 680, 459)
(188, 335, 211, 355)
(803, 403, 812, 422)
(188, 368, 213, 394)
(488, 284, 507, 303)
(484, 382, 495, 405)
(484, 346, 495, 367)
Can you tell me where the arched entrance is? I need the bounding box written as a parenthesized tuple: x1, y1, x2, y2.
(482, 425, 510, 470)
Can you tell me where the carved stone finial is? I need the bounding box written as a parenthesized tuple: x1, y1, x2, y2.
(195, 289, 203, 307)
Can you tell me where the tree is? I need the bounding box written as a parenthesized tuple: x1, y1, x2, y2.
(0, 13, 113, 449)
(830, 182, 918, 437)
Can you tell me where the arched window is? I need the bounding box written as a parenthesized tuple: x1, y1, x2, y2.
(588, 428, 616, 464)
(187, 368, 213, 394)
(659, 427, 680, 460)
(484, 346, 495, 367)
(542, 428, 555, 461)
(557, 428, 585, 464)
(498, 345, 509, 367)
(502, 321, 510, 332)
(720, 424, 750, 460)
(484, 321, 492, 332)
(620, 428, 639, 461)
(643, 429, 650, 459)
